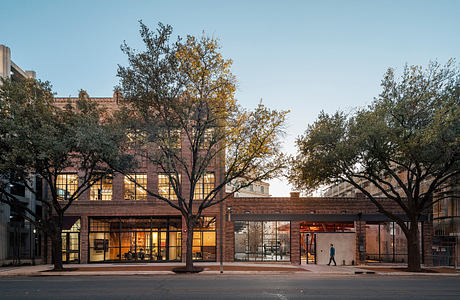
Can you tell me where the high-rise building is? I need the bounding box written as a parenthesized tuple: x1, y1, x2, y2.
(0, 44, 40, 266)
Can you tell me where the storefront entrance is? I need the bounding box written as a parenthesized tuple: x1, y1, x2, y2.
(300, 222, 354, 264)
(300, 232, 316, 264)
(62, 218, 80, 264)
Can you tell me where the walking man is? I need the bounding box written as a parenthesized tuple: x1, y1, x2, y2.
(327, 243, 336, 266)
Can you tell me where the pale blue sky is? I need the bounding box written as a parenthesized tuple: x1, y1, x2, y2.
(1, 0, 459, 196)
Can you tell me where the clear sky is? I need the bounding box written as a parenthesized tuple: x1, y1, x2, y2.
(1, 0, 459, 196)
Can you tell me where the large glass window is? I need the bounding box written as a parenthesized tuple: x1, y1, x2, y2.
(124, 174, 147, 200)
(234, 221, 290, 262)
(89, 217, 181, 262)
(192, 217, 216, 261)
(56, 174, 78, 201)
(158, 174, 180, 200)
(90, 175, 113, 201)
(193, 173, 215, 200)
(365, 222, 422, 263)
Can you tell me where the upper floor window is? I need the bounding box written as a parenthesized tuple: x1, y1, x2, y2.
(56, 174, 78, 201)
(193, 173, 215, 200)
(158, 173, 180, 200)
(200, 128, 214, 148)
(124, 173, 147, 200)
(158, 129, 181, 149)
(90, 174, 113, 201)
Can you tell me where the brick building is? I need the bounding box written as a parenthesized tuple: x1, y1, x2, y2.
(224, 193, 432, 265)
(45, 94, 433, 266)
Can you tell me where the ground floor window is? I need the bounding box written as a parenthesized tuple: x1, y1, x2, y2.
(234, 221, 290, 262)
(88, 217, 181, 262)
(365, 222, 422, 263)
(193, 217, 216, 261)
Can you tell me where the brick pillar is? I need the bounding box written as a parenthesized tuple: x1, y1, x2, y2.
(216, 213, 222, 264)
(80, 216, 88, 264)
(423, 221, 433, 266)
(354, 221, 366, 265)
(223, 216, 234, 262)
(291, 221, 300, 265)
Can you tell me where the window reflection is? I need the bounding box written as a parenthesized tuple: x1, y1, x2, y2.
(234, 221, 290, 262)
(365, 222, 421, 263)
(124, 174, 147, 200)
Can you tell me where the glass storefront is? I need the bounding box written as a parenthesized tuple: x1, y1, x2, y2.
(365, 222, 422, 263)
(300, 222, 354, 264)
(88, 217, 181, 262)
(234, 221, 290, 262)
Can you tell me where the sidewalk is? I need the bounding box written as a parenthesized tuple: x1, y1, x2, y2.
(0, 262, 458, 277)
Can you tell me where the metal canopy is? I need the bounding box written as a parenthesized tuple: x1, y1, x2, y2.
(230, 213, 428, 222)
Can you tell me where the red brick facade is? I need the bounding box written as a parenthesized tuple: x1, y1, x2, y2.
(47, 94, 433, 266)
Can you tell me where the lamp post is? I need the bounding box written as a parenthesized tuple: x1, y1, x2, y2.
(219, 200, 223, 274)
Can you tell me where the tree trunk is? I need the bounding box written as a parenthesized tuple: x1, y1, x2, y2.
(51, 214, 64, 271)
(406, 221, 421, 272)
(185, 219, 194, 272)
(51, 231, 64, 271)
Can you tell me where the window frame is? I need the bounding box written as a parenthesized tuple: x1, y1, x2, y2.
(158, 173, 181, 200)
(56, 173, 79, 201)
(90, 174, 113, 201)
(193, 173, 215, 200)
(124, 173, 147, 201)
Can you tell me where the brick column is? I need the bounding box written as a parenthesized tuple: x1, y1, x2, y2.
(354, 220, 366, 265)
(291, 221, 300, 265)
(224, 218, 234, 262)
(80, 215, 88, 263)
(422, 221, 433, 266)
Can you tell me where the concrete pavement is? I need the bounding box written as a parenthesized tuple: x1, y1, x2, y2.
(0, 262, 459, 277)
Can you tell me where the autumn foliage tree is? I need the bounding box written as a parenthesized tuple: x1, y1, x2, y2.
(116, 22, 288, 271)
(289, 60, 460, 271)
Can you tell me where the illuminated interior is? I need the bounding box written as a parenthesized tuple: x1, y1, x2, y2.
(124, 174, 147, 200)
(88, 217, 181, 262)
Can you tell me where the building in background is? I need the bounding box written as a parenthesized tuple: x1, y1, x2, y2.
(226, 178, 270, 197)
(0, 44, 41, 266)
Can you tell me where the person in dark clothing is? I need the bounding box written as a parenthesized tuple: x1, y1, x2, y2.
(327, 244, 336, 266)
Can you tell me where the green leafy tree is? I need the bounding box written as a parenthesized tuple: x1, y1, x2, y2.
(0, 78, 131, 270)
(116, 22, 288, 272)
(289, 60, 459, 271)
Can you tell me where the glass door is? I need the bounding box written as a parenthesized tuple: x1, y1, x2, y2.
(62, 232, 80, 263)
(300, 232, 316, 264)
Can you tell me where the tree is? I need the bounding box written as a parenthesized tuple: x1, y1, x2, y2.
(116, 22, 288, 272)
(0, 78, 131, 270)
(289, 60, 460, 271)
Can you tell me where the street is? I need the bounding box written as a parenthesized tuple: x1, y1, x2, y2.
(0, 275, 459, 299)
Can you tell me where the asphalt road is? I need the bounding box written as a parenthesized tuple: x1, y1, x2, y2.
(0, 275, 459, 299)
